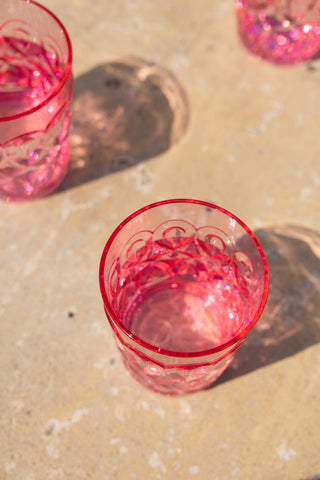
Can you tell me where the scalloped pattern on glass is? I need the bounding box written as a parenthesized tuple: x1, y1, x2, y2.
(108, 220, 257, 333)
(0, 23, 65, 117)
(105, 220, 263, 393)
(113, 330, 236, 395)
(100, 200, 269, 394)
(0, 103, 71, 201)
(0, 3, 72, 202)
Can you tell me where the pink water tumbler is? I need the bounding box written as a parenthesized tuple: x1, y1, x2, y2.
(0, 0, 73, 202)
(235, 0, 320, 65)
(99, 199, 269, 395)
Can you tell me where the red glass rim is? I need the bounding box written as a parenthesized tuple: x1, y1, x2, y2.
(0, 0, 73, 123)
(99, 199, 270, 358)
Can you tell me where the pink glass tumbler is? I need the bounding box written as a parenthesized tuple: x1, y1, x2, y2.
(99, 200, 269, 395)
(235, 0, 320, 65)
(0, 0, 73, 202)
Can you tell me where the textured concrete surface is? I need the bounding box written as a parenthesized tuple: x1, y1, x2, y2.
(1, 1, 320, 479)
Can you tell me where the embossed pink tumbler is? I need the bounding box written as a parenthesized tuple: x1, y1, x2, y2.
(99, 199, 269, 395)
(235, 0, 320, 65)
(0, 0, 73, 202)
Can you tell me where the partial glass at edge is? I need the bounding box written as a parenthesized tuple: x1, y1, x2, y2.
(99, 199, 269, 395)
(0, 0, 73, 202)
(235, 0, 320, 65)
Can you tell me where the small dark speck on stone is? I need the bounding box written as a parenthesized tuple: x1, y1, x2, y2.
(105, 77, 121, 89)
(299, 477, 320, 480)
(307, 63, 316, 72)
(68, 311, 75, 318)
(109, 357, 116, 365)
(45, 423, 54, 436)
(117, 156, 135, 168)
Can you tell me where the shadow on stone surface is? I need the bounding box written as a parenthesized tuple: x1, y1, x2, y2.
(57, 57, 189, 192)
(216, 225, 320, 385)
(300, 477, 320, 480)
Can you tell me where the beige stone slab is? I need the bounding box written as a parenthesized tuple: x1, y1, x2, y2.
(1, 1, 320, 479)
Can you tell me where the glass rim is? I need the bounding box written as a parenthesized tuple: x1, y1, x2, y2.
(99, 198, 270, 358)
(0, 0, 73, 123)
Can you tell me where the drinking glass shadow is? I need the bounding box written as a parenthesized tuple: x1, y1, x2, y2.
(57, 57, 189, 192)
(216, 224, 320, 385)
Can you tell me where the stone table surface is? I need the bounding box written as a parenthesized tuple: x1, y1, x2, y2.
(1, 1, 320, 479)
